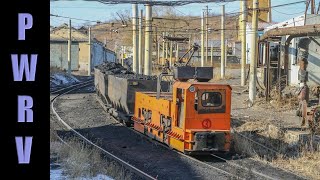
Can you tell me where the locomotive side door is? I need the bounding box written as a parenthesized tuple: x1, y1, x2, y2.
(176, 88, 185, 128)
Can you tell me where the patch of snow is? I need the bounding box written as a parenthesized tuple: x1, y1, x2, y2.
(50, 168, 67, 180)
(78, 174, 114, 180)
(50, 164, 114, 180)
(50, 73, 80, 86)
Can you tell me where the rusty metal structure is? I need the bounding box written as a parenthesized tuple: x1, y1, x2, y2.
(259, 24, 320, 101)
(259, 24, 320, 129)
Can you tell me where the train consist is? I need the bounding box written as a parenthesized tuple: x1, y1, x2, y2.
(95, 63, 232, 154)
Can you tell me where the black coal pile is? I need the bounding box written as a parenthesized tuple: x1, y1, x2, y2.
(95, 62, 157, 80)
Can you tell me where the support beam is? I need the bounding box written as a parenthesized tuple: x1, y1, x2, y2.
(132, 4, 139, 73)
(144, 4, 152, 75)
(241, 0, 247, 86)
(249, 0, 258, 106)
(221, 5, 225, 78)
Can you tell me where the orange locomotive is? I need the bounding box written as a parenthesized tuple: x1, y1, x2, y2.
(132, 70, 232, 154)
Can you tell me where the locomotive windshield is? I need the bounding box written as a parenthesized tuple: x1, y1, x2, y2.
(201, 92, 222, 107)
(197, 90, 226, 114)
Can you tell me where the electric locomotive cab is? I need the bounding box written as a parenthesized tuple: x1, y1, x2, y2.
(172, 82, 231, 155)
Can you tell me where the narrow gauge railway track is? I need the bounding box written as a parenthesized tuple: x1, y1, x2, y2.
(96, 95, 307, 180)
(51, 82, 157, 180)
(95, 96, 293, 180)
(51, 81, 306, 180)
(50, 79, 94, 95)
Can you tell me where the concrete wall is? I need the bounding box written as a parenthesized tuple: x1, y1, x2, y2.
(92, 43, 105, 67)
(306, 36, 320, 86)
(51, 41, 116, 72)
(288, 37, 320, 86)
(76, 42, 116, 72)
(79, 42, 89, 71)
(50, 42, 79, 70)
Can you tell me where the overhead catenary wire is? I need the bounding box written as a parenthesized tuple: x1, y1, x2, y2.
(51, 0, 250, 6)
(51, 0, 308, 23)
(50, 0, 316, 35)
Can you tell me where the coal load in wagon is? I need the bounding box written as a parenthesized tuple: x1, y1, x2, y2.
(95, 62, 157, 80)
(94, 62, 169, 123)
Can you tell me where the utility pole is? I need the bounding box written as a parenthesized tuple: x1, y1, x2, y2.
(157, 41, 160, 65)
(188, 34, 192, 58)
(162, 32, 165, 65)
(311, 0, 316, 14)
(132, 4, 139, 73)
(221, 5, 225, 79)
(249, 0, 259, 106)
(68, 19, 72, 75)
(241, 0, 247, 86)
(210, 44, 213, 66)
(88, 26, 91, 76)
(156, 27, 160, 65)
(170, 34, 173, 66)
(144, 4, 152, 75)
(204, 5, 211, 64)
(165, 32, 168, 59)
(138, 9, 143, 74)
(176, 43, 179, 61)
(201, 11, 205, 67)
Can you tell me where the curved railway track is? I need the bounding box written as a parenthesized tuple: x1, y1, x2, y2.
(95, 94, 304, 180)
(50, 81, 157, 180)
(50, 81, 306, 180)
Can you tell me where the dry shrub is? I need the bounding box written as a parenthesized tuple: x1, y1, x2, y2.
(51, 136, 132, 180)
(269, 88, 298, 110)
(272, 149, 320, 180)
(212, 73, 234, 81)
(233, 120, 320, 180)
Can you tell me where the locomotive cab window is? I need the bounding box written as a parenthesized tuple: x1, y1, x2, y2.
(201, 92, 222, 107)
(198, 90, 226, 114)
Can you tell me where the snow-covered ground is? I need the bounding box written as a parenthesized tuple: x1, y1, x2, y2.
(50, 73, 80, 86)
(50, 164, 113, 180)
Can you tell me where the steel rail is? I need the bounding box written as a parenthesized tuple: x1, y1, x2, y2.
(51, 82, 157, 180)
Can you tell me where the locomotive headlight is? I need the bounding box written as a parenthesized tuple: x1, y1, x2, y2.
(189, 86, 195, 92)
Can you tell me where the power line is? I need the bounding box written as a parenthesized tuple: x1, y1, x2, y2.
(50, 0, 246, 6)
(50, 14, 102, 23)
(273, 9, 305, 16)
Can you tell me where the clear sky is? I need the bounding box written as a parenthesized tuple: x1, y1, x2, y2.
(50, 0, 310, 27)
